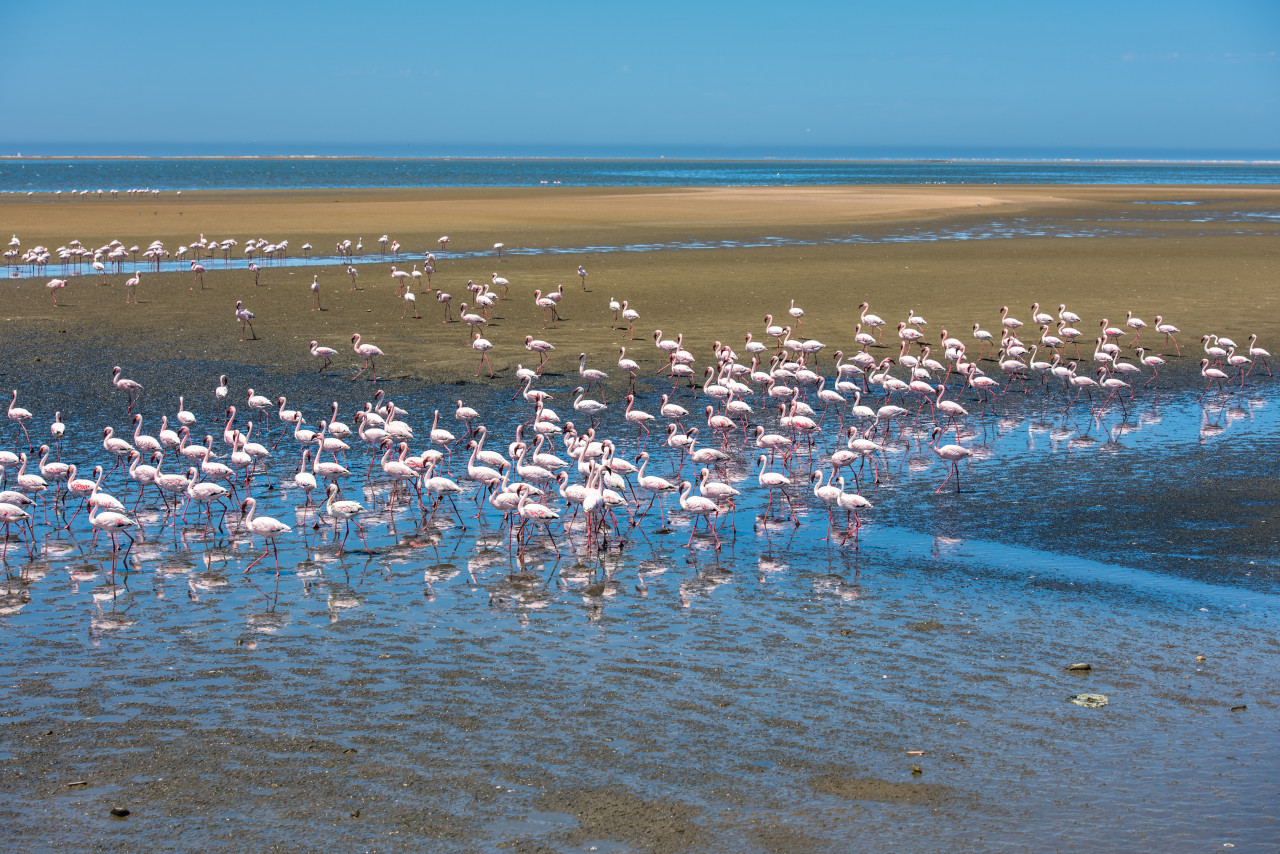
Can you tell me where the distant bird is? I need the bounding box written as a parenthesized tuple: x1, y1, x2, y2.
(248, 262, 260, 286)
(190, 260, 206, 289)
(310, 274, 322, 311)
(438, 236, 450, 253)
(351, 333, 383, 381)
(234, 300, 257, 341)
(494, 242, 505, 261)
(578, 265, 588, 290)
(347, 265, 360, 290)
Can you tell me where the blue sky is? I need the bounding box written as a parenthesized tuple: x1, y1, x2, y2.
(3, 1, 1277, 156)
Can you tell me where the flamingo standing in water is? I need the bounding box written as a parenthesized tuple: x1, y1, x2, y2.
(239, 496, 292, 573)
(928, 426, 973, 494)
(324, 483, 367, 554)
(351, 333, 384, 381)
(89, 499, 138, 557)
(678, 479, 722, 549)
(8, 391, 33, 449)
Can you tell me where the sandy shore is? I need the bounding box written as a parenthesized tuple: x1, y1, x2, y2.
(1, 184, 1277, 387)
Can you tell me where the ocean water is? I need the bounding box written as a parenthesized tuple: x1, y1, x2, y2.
(2, 157, 1280, 193)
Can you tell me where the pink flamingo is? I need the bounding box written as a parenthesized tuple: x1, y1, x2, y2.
(124, 271, 140, 304)
(678, 479, 722, 549)
(351, 333, 384, 381)
(472, 332, 495, 378)
(235, 301, 257, 341)
(928, 426, 973, 494)
(111, 366, 143, 413)
(239, 496, 292, 574)
(1154, 316, 1181, 356)
(310, 340, 337, 376)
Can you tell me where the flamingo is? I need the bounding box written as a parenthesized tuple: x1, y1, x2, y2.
(89, 499, 138, 557)
(46, 278, 67, 305)
(0, 500, 32, 559)
(514, 484, 560, 556)
(578, 354, 608, 400)
(8, 391, 33, 449)
(834, 476, 873, 542)
(234, 300, 257, 341)
(678, 480, 722, 549)
(351, 333, 384, 381)
(111, 366, 143, 413)
(239, 496, 292, 573)
(402, 286, 419, 319)
(578, 265, 588, 290)
(1125, 311, 1147, 347)
(308, 340, 337, 377)
(621, 301, 640, 339)
(859, 302, 886, 341)
(524, 336, 555, 373)
(1199, 358, 1230, 398)
(1000, 305, 1023, 331)
(324, 483, 368, 553)
(534, 290, 560, 327)
(755, 454, 798, 525)
(120, 270, 140, 304)
(928, 426, 973, 493)
(1246, 334, 1271, 376)
(310, 274, 322, 311)
(472, 332, 495, 378)
(1154, 316, 1181, 356)
(810, 470, 843, 541)
(190, 260, 206, 289)
(390, 265, 410, 294)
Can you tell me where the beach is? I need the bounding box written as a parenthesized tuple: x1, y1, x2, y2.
(2, 185, 1278, 385)
(0, 184, 1277, 852)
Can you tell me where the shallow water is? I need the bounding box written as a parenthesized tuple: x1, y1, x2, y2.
(0, 364, 1276, 851)
(5, 157, 1280, 193)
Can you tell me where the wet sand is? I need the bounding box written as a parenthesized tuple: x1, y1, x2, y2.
(2, 185, 1279, 387)
(0, 185, 1278, 852)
